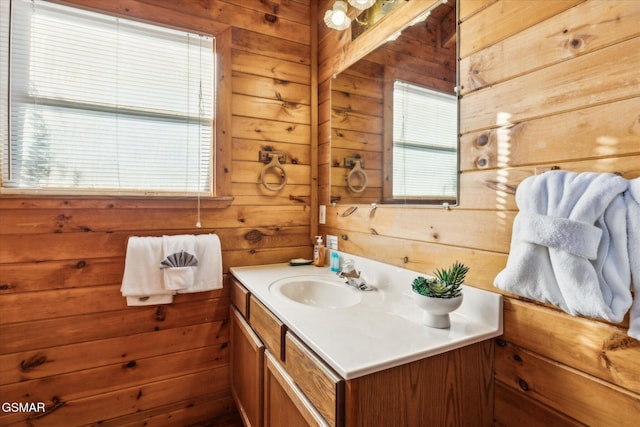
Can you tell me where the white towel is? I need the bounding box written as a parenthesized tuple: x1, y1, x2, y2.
(495, 171, 632, 323)
(625, 178, 640, 339)
(176, 234, 223, 293)
(121, 236, 173, 306)
(162, 235, 197, 290)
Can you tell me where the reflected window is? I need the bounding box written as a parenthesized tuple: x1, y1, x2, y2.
(392, 80, 457, 202)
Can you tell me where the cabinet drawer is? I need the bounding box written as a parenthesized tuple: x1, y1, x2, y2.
(285, 332, 344, 427)
(230, 277, 250, 317)
(249, 295, 285, 360)
(264, 351, 329, 427)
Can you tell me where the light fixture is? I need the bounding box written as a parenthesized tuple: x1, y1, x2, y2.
(324, 1, 351, 30)
(347, 0, 376, 9)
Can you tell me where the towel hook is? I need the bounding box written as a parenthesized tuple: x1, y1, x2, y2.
(260, 153, 287, 191)
(345, 158, 368, 193)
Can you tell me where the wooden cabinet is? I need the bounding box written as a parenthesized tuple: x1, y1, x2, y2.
(264, 351, 330, 427)
(230, 276, 493, 427)
(230, 307, 264, 427)
(231, 277, 333, 427)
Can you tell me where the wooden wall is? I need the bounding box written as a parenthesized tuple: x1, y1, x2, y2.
(2, 0, 639, 426)
(319, 0, 640, 426)
(0, 0, 312, 425)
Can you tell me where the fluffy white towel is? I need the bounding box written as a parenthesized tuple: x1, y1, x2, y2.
(162, 235, 197, 290)
(495, 171, 631, 323)
(121, 236, 173, 306)
(176, 234, 223, 293)
(625, 178, 640, 339)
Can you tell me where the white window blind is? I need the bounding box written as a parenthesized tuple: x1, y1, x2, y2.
(2, 0, 214, 195)
(392, 80, 457, 200)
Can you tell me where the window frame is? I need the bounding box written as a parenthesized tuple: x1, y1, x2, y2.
(0, 0, 232, 202)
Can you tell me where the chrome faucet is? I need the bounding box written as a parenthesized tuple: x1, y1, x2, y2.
(337, 260, 375, 291)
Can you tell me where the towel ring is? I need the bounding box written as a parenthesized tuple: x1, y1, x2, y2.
(261, 155, 287, 191)
(346, 159, 368, 193)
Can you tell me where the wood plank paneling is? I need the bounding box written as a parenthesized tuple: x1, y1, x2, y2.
(460, 98, 640, 171)
(495, 341, 640, 427)
(459, 0, 640, 94)
(319, 1, 640, 425)
(0, 0, 311, 425)
(0, 323, 226, 385)
(461, 37, 640, 133)
(459, 0, 585, 57)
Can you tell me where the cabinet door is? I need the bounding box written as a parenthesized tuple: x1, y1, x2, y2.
(231, 307, 264, 427)
(264, 351, 329, 427)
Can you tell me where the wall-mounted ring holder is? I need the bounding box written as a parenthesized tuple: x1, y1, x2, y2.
(344, 156, 368, 193)
(260, 149, 287, 191)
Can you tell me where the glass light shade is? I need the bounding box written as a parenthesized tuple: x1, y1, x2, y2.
(324, 1, 351, 30)
(348, 0, 376, 9)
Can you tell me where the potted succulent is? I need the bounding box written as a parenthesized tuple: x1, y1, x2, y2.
(411, 262, 469, 328)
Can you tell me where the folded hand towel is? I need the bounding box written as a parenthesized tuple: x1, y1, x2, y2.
(176, 233, 223, 293)
(495, 171, 631, 323)
(625, 178, 640, 339)
(162, 235, 197, 290)
(121, 236, 173, 306)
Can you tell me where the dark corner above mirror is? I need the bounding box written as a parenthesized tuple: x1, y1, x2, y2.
(329, 0, 458, 207)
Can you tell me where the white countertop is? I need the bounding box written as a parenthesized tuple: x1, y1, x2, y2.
(230, 253, 502, 380)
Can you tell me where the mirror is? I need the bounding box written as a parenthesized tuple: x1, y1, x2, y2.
(329, 0, 458, 205)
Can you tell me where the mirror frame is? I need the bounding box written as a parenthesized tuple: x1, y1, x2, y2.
(326, 0, 459, 207)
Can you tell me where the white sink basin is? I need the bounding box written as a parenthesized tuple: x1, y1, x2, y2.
(269, 275, 361, 308)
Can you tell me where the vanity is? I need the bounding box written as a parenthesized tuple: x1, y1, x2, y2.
(229, 254, 502, 427)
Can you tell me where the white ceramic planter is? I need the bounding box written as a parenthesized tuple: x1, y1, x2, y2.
(412, 291, 464, 329)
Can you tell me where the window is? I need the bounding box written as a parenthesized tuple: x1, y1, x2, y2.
(1, 0, 215, 196)
(392, 80, 458, 202)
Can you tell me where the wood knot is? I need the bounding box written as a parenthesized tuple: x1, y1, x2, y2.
(124, 360, 137, 369)
(245, 229, 265, 242)
(518, 378, 529, 391)
(265, 13, 277, 23)
(21, 353, 47, 372)
(602, 334, 639, 351)
(155, 306, 166, 322)
(76, 260, 87, 269)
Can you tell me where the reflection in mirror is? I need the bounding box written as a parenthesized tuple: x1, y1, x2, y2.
(330, 0, 457, 205)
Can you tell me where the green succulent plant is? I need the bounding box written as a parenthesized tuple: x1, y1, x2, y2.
(411, 261, 469, 299)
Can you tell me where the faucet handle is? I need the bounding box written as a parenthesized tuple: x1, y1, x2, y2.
(341, 259, 356, 273)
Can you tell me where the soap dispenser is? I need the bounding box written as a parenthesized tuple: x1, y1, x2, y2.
(313, 236, 325, 267)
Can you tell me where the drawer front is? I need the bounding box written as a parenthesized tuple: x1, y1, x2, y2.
(230, 277, 250, 317)
(285, 332, 344, 427)
(264, 351, 330, 427)
(249, 295, 285, 360)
